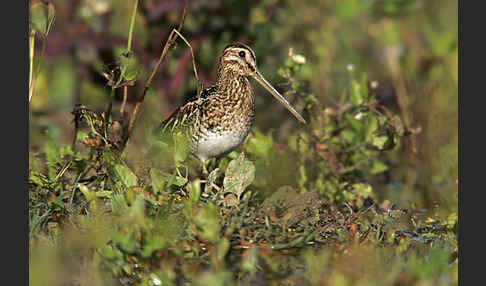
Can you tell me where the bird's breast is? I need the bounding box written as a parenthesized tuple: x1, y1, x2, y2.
(194, 121, 252, 162)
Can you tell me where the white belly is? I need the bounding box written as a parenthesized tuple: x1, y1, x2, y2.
(194, 129, 249, 162)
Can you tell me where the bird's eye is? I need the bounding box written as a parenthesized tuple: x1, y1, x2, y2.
(238, 51, 246, 58)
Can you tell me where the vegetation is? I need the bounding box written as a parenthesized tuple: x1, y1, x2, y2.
(29, 0, 458, 285)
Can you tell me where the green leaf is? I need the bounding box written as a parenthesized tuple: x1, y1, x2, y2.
(79, 184, 96, 202)
(124, 70, 138, 81)
(150, 169, 166, 195)
(350, 81, 364, 105)
(95, 191, 113, 198)
(188, 179, 201, 205)
(370, 159, 389, 174)
(372, 135, 389, 150)
(223, 153, 255, 199)
(111, 193, 128, 214)
(194, 203, 220, 243)
(150, 169, 187, 194)
(173, 132, 190, 166)
(345, 113, 364, 134)
(103, 149, 137, 188)
(364, 114, 378, 141)
(113, 163, 137, 188)
(341, 130, 355, 143)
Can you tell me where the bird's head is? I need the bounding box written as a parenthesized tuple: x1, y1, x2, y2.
(219, 43, 306, 124)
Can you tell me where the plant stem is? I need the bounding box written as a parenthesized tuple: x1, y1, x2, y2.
(126, 0, 138, 52)
(105, 88, 116, 139)
(107, 0, 139, 134)
(121, 0, 139, 115)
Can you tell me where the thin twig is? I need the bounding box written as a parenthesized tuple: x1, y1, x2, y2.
(120, 0, 189, 151)
(121, 87, 128, 116)
(172, 29, 202, 96)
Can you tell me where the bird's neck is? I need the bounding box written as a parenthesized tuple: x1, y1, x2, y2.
(215, 69, 254, 104)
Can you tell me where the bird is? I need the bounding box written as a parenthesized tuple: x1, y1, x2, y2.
(157, 43, 306, 173)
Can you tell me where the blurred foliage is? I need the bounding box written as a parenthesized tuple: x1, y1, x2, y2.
(29, 0, 457, 285)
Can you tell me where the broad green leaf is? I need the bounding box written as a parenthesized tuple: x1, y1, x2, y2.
(124, 70, 138, 81)
(364, 114, 378, 141)
(350, 81, 364, 105)
(372, 135, 389, 150)
(345, 113, 363, 132)
(79, 184, 96, 201)
(150, 169, 166, 194)
(194, 203, 220, 243)
(111, 193, 128, 214)
(341, 130, 355, 143)
(223, 153, 255, 199)
(103, 149, 137, 188)
(113, 163, 137, 188)
(173, 132, 190, 166)
(150, 169, 187, 194)
(188, 179, 201, 205)
(370, 159, 389, 174)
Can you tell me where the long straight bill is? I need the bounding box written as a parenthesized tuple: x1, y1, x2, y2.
(253, 71, 306, 124)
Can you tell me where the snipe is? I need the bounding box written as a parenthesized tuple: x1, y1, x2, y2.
(158, 43, 306, 172)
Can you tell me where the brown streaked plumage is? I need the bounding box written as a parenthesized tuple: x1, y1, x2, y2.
(158, 43, 305, 169)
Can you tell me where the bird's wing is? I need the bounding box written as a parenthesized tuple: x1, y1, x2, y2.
(156, 86, 217, 135)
